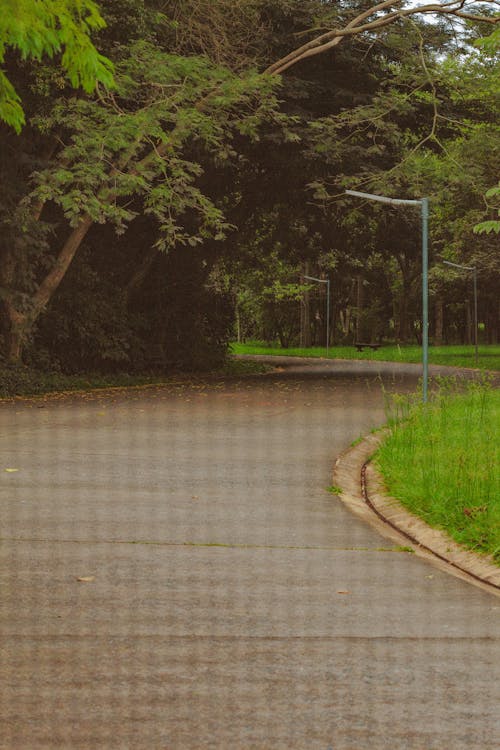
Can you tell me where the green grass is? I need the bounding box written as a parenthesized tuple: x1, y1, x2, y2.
(232, 341, 500, 371)
(376, 383, 500, 563)
(326, 485, 343, 495)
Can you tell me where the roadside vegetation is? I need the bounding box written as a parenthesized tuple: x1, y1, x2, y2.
(0, 359, 269, 399)
(232, 342, 500, 371)
(376, 381, 500, 564)
(1, 3, 498, 377)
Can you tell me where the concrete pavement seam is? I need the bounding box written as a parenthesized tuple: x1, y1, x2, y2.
(0, 535, 413, 554)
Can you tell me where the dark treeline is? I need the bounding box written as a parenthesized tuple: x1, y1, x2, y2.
(0, 1, 498, 373)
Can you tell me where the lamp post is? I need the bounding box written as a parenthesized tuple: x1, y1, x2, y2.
(345, 189, 429, 402)
(442, 260, 478, 366)
(304, 275, 330, 357)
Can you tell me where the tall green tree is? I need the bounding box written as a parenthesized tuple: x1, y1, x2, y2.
(203, 1, 498, 348)
(0, 37, 282, 361)
(1, 0, 498, 365)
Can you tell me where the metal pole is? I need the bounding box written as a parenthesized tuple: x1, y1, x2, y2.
(345, 190, 429, 403)
(422, 198, 429, 403)
(304, 275, 329, 356)
(442, 260, 478, 367)
(473, 267, 478, 366)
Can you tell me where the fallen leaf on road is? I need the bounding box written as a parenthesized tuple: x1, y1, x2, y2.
(76, 576, 95, 583)
(337, 590, 350, 594)
(4, 468, 19, 473)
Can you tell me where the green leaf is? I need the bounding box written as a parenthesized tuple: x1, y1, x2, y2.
(0, 70, 25, 132)
(473, 220, 500, 235)
(0, 0, 114, 132)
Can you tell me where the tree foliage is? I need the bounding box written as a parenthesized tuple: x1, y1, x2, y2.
(1, 0, 499, 370)
(0, 9, 284, 363)
(0, 0, 114, 132)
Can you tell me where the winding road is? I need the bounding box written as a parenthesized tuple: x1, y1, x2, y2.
(1, 359, 499, 749)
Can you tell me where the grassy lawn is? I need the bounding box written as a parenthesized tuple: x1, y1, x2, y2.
(376, 384, 500, 564)
(231, 341, 500, 371)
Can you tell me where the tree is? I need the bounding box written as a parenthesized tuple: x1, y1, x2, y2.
(0, 38, 282, 362)
(473, 29, 500, 236)
(2, 0, 498, 366)
(0, 0, 114, 132)
(265, 0, 498, 75)
(205, 1, 498, 350)
(474, 185, 500, 235)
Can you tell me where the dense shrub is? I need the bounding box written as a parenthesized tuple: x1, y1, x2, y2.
(24, 240, 234, 375)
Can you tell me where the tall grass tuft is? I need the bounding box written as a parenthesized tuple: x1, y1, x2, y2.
(376, 379, 500, 563)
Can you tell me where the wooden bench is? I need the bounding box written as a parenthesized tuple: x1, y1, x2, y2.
(355, 343, 381, 352)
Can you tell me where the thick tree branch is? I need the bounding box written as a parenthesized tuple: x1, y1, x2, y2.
(265, 1, 499, 75)
(24, 76, 230, 329)
(29, 151, 166, 318)
(31, 214, 94, 317)
(265, 0, 401, 75)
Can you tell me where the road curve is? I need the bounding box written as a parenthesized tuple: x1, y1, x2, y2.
(1, 359, 499, 749)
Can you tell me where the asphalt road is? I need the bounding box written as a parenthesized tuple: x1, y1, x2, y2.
(1, 359, 499, 749)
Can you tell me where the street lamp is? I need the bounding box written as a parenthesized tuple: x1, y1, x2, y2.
(304, 274, 330, 357)
(442, 259, 478, 366)
(345, 189, 429, 402)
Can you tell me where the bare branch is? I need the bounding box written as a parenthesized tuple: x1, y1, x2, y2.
(265, 1, 499, 76)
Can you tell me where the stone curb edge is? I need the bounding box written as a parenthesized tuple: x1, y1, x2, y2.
(332, 432, 500, 598)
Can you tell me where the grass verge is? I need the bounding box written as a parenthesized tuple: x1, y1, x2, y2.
(376, 382, 500, 564)
(232, 341, 500, 371)
(0, 359, 270, 399)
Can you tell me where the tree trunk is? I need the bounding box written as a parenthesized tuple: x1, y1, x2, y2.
(396, 279, 412, 343)
(344, 307, 351, 337)
(434, 297, 444, 346)
(0, 241, 28, 363)
(465, 300, 472, 345)
(355, 274, 364, 342)
(0, 216, 94, 363)
(125, 247, 159, 304)
(486, 301, 499, 344)
(235, 303, 241, 344)
(331, 303, 337, 346)
(1, 300, 28, 363)
(400, 295, 408, 342)
(32, 215, 94, 316)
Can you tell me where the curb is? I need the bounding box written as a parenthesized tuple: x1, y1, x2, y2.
(332, 433, 500, 598)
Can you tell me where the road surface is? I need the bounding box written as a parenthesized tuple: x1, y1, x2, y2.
(1, 359, 498, 749)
